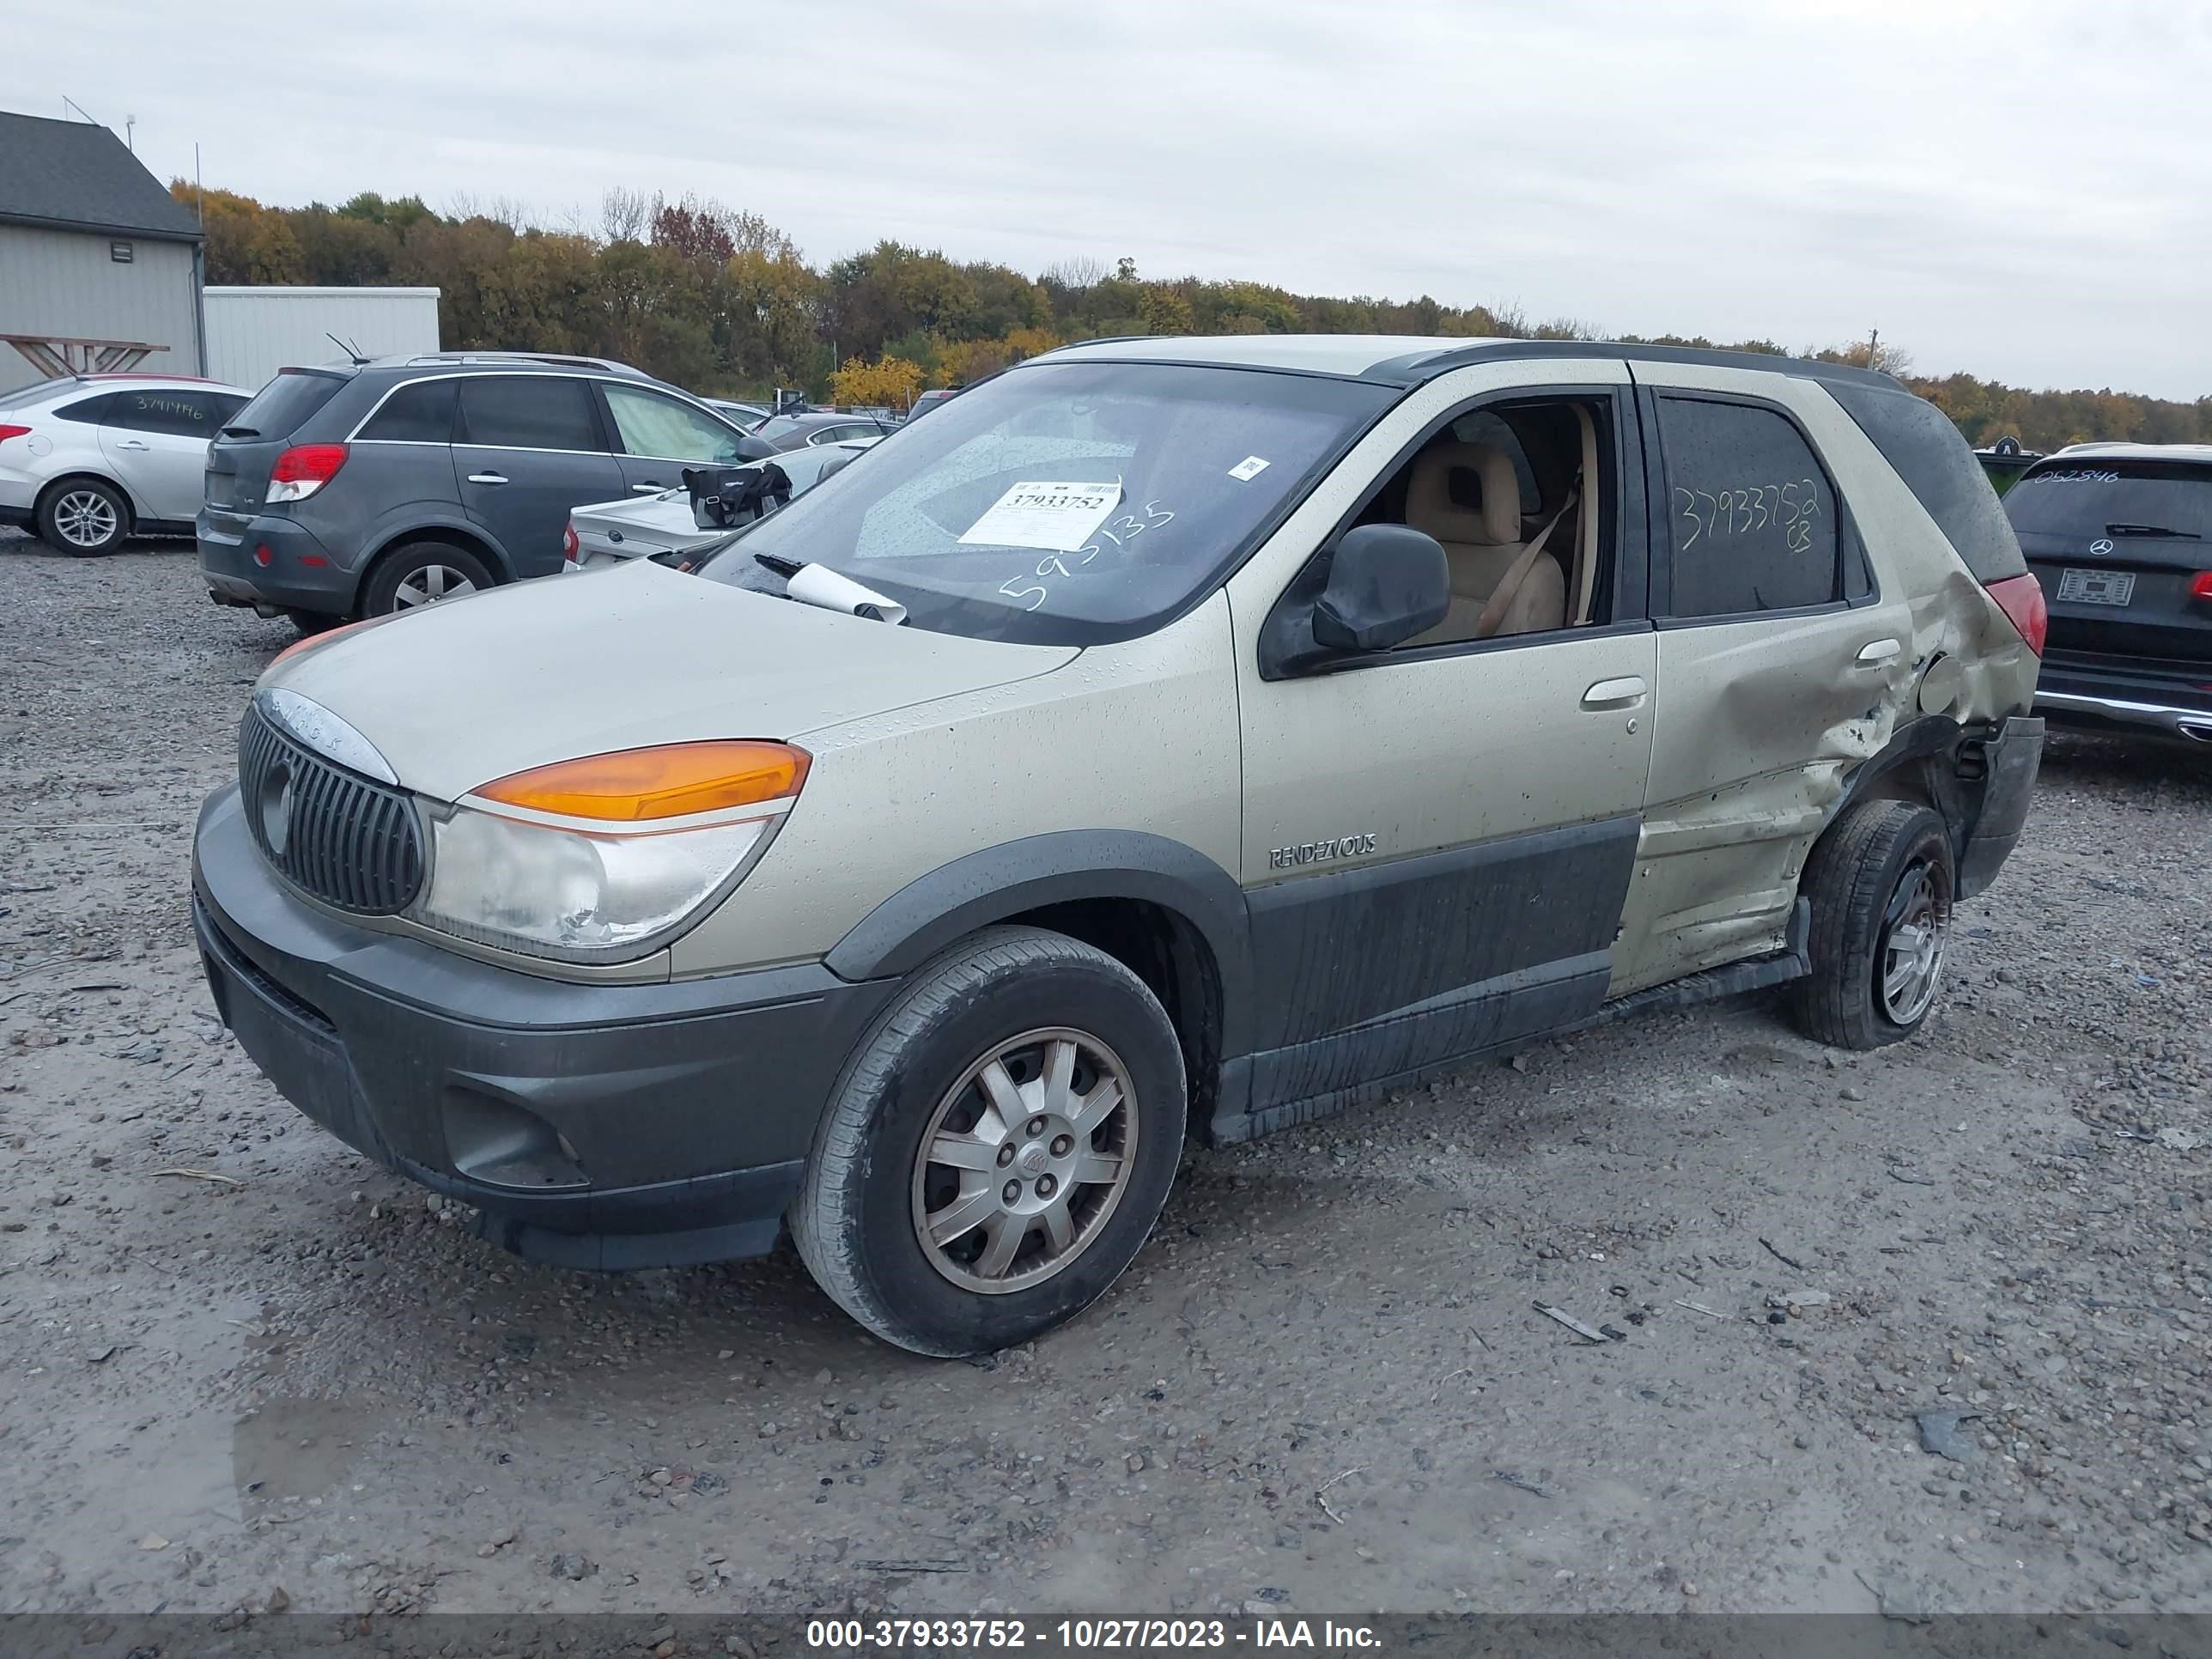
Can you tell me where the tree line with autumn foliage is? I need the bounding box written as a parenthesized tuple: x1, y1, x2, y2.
(175, 181, 2210, 449)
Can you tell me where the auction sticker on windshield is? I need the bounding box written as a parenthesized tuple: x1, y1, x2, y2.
(959, 481, 1122, 552)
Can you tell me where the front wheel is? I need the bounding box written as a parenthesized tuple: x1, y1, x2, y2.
(791, 927, 1187, 1357)
(1789, 799, 1955, 1049)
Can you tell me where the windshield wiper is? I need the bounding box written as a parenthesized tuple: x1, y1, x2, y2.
(753, 552, 906, 623)
(2106, 522, 2203, 539)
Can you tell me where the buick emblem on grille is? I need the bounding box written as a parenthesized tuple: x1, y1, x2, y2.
(258, 760, 295, 856)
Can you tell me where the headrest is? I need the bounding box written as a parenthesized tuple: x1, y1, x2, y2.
(1405, 441, 1521, 545)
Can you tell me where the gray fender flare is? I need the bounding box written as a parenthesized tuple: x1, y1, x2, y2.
(823, 830, 1255, 1059)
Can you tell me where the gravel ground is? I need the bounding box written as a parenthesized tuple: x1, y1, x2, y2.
(2, 531, 2210, 1622)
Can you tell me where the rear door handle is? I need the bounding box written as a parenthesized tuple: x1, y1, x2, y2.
(1855, 637, 1902, 665)
(466, 471, 509, 486)
(1581, 676, 1648, 709)
(115, 439, 149, 451)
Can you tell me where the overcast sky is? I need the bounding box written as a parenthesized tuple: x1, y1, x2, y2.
(19, 1, 2209, 399)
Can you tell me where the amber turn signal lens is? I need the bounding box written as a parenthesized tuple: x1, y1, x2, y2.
(269, 616, 376, 668)
(475, 741, 810, 822)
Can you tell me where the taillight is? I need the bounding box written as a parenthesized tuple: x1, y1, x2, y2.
(562, 520, 580, 563)
(2191, 572, 2212, 602)
(0, 423, 30, 445)
(266, 443, 349, 502)
(1985, 572, 2047, 657)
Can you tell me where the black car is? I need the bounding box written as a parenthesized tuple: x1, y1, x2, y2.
(2006, 443, 2212, 741)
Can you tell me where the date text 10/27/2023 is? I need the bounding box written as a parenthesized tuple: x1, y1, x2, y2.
(805, 1617, 1383, 1650)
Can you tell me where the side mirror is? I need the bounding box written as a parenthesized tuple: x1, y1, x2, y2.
(733, 433, 777, 462)
(1311, 525, 1450, 652)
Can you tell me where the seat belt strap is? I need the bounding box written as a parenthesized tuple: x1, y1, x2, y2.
(1472, 489, 1578, 640)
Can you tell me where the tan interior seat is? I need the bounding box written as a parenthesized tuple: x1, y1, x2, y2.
(1400, 441, 1566, 644)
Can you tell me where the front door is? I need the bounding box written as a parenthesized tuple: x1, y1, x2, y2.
(1224, 359, 1656, 1124)
(597, 382, 749, 495)
(453, 375, 624, 577)
(1607, 368, 1920, 994)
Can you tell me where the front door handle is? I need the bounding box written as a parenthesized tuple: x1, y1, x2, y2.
(1855, 636, 1902, 665)
(466, 471, 509, 486)
(631, 482, 665, 493)
(115, 439, 149, 451)
(1581, 676, 1648, 709)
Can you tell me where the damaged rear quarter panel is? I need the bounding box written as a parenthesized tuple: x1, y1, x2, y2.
(1608, 369, 2035, 995)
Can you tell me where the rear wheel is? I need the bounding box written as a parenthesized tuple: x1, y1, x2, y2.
(1789, 799, 1954, 1049)
(37, 477, 131, 556)
(791, 927, 1186, 1356)
(362, 540, 494, 617)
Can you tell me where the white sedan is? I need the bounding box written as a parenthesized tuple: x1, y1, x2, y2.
(562, 436, 881, 573)
(0, 374, 253, 554)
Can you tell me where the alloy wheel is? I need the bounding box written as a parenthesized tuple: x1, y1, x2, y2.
(53, 489, 118, 549)
(1879, 858, 1949, 1024)
(909, 1027, 1138, 1294)
(392, 564, 478, 608)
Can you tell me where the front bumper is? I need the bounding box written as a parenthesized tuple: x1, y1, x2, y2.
(198, 510, 356, 615)
(191, 784, 896, 1268)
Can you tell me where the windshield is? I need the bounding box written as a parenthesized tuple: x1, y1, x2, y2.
(2005, 460, 2212, 542)
(699, 361, 1393, 643)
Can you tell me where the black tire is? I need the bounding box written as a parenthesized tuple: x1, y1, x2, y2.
(36, 477, 131, 556)
(791, 926, 1187, 1357)
(1789, 799, 1955, 1049)
(361, 540, 495, 617)
(285, 608, 344, 635)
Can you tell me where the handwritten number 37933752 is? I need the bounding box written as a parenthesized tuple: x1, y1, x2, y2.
(996, 500, 1176, 611)
(1675, 481, 1820, 556)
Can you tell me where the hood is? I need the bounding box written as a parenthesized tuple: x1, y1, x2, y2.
(263, 560, 1077, 804)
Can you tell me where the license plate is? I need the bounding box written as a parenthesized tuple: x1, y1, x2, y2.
(204, 469, 232, 508)
(2056, 568, 2134, 606)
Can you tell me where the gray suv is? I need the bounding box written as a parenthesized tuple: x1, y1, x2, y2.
(198, 353, 763, 626)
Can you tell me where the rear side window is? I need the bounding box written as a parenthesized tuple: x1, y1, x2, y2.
(359, 379, 459, 443)
(51, 393, 117, 424)
(457, 377, 603, 452)
(2004, 460, 2212, 544)
(103, 389, 231, 438)
(1826, 382, 2026, 581)
(1656, 396, 1840, 617)
(227, 370, 345, 439)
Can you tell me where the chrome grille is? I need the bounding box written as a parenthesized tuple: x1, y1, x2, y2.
(238, 702, 423, 915)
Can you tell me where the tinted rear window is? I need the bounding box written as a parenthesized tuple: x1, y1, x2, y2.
(52, 393, 117, 424)
(1826, 382, 2025, 581)
(456, 376, 603, 452)
(226, 370, 345, 439)
(359, 379, 458, 443)
(2004, 460, 2212, 543)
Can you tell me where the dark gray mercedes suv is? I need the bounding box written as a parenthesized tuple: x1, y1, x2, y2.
(198, 353, 762, 628)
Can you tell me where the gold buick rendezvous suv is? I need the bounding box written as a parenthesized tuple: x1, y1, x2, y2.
(192, 336, 2045, 1355)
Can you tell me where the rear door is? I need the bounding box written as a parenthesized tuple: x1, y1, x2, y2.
(453, 375, 623, 577)
(595, 382, 748, 495)
(1608, 370, 1916, 994)
(2007, 458, 2212, 665)
(100, 388, 245, 520)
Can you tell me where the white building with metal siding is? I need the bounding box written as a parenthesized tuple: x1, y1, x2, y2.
(0, 110, 206, 397)
(204, 287, 441, 390)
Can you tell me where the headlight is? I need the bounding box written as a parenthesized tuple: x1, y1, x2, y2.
(412, 740, 806, 962)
